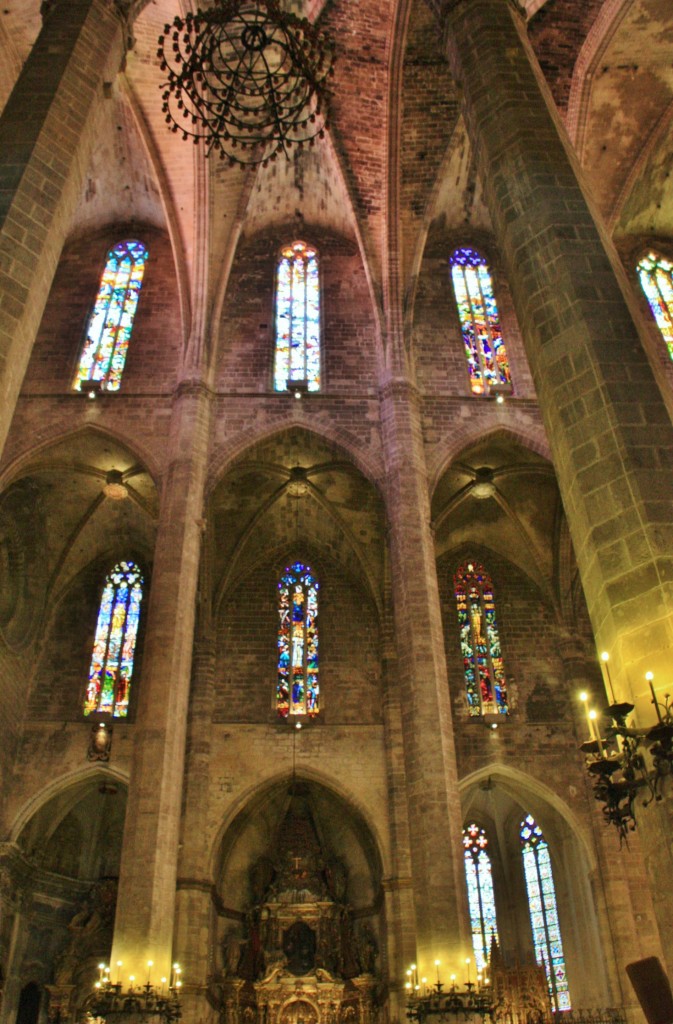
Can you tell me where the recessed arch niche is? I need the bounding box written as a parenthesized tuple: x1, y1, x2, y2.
(460, 768, 612, 1010)
(210, 776, 384, 1024)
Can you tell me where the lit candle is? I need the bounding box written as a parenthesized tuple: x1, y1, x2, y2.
(421, 977, 427, 996)
(450, 974, 457, 992)
(646, 672, 663, 724)
(600, 652, 616, 703)
(589, 709, 604, 757)
(435, 959, 441, 986)
(116, 961, 123, 986)
(147, 960, 153, 986)
(579, 692, 596, 743)
(161, 978, 167, 996)
(465, 957, 471, 985)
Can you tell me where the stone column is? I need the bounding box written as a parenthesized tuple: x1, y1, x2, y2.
(442, 0, 673, 698)
(379, 377, 469, 976)
(0, 0, 125, 455)
(111, 383, 212, 982)
(174, 633, 217, 1023)
(441, 0, 673, 968)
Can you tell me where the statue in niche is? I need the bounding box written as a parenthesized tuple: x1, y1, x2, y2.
(324, 858, 347, 903)
(221, 928, 245, 977)
(282, 921, 316, 976)
(53, 880, 116, 985)
(356, 923, 377, 974)
(250, 857, 275, 904)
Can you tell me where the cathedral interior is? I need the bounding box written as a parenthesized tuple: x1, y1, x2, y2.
(1, 1, 673, 1024)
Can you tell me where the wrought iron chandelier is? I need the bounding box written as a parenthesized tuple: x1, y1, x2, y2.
(405, 963, 497, 1022)
(86, 962, 182, 1024)
(157, 0, 335, 166)
(579, 657, 673, 843)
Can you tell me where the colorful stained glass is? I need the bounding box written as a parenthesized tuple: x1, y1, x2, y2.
(638, 251, 673, 359)
(277, 562, 319, 717)
(73, 240, 148, 392)
(520, 815, 571, 1012)
(83, 561, 144, 718)
(274, 241, 321, 392)
(454, 562, 508, 716)
(450, 247, 512, 395)
(463, 823, 499, 971)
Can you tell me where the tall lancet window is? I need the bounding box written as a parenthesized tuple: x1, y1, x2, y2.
(274, 241, 321, 392)
(83, 561, 144, 718)
(454, 561, 508, 716)
(73, 240, 148, 392)
(277, 562, 319, 717)
(520, 815, 571, 1012)
(450, 247, 512, 395)
(463, 822, 499, 971)
(637, 251, 673, 358)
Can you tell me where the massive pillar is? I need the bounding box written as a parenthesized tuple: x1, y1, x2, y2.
(0, 0, 124, 455)
(379, 377, 469, 977)
(441, 0, 673, 970)
(442, 0, 673, 707)
(111, 383, 212, 982)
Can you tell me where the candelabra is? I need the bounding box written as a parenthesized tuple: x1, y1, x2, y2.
(157, 0, 335, 166)
(87, 962, 182, 1024)
(580, 659, 673, 843)
(405, 962, 497, 1022)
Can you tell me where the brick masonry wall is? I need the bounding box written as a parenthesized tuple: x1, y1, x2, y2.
(22, 226, 183, 396)
(528, 0, 605, 114)
(215, 229, 379, 397)
(214, 557, 382, 726)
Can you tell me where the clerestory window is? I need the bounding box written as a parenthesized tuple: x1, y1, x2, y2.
(274, 241, 321, 392)
(83, 560, 144, 718)
(454, 561, 508, 716)
(637, 250, 673, 359)
(277, 561, 319, 717)
(450, 247, 512, 395)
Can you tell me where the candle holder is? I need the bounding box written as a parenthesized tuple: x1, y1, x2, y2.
(406, 978, 498, 1022)
(579, 675, 673, 843)
(86, 967, 182, 1024)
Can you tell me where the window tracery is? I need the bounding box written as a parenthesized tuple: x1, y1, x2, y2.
(83, 560, 144, 718)
(277, 561, 319, 717)
(274, 241, 321, 392)
(637, 251, 673, 358)
(463, 822, 499, 971)
(520, 814, 571, 1012)
(73, 240, 148, 392)
(454, 561, 508, 716)
(450, 247, 512, 395)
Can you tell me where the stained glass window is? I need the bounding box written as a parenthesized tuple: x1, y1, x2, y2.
(463, 823, 499, 972)
(638, 251, 673, 359)
(274, 241, 321, 392)
(73, 240, 148, 392)
(277, 562, 319, 717)
(520, 815, 571, 1012)
(454, 562, 508, 716)
(450, 247, 512, 395)
(83, 561, 144, 718)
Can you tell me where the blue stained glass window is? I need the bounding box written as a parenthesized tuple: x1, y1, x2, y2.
(277, 562, 319, 717)
(450, 247, 512, 395)
(74, 240, 148, 392)
(463, 823, 499, 972)
(637, 251, 673, 358)
(454, 561, 508, 716)
(274, 241, 321, 392)
(83, 561, 144, 718)
(520, 815, 571, 1012)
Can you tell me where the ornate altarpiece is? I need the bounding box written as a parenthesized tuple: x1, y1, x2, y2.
(214, 799, 378, 1024)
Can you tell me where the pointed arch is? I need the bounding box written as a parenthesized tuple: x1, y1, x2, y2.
(463, 821, 500, 971)
(73, 239, 148, 392)
(84, 559, 144, 717)
(277, 561, 319, 718)
(454, 560, 508, 716)
(450, 247, 512, 395)
(274, 241, 321, 392)
(520, 814, 571, 1011)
